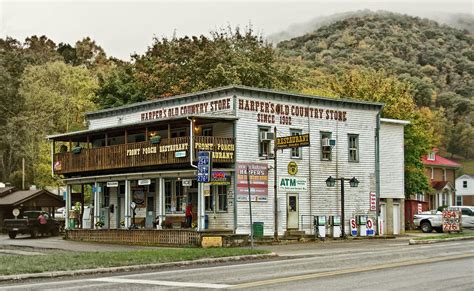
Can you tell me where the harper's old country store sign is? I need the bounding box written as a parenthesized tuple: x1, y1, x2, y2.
(238, 99, 348, 125)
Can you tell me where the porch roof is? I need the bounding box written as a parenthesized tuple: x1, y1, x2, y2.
(47, 115, 238, 141)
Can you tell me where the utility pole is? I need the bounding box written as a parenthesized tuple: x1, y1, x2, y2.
(22, 157, 25, 190)
(273, 127, 278, 241)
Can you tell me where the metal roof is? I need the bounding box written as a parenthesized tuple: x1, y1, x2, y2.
(0, 189, 64, 206)
(85, 85, 384, 119)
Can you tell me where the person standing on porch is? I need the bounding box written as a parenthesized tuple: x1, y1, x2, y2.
(185, 202, 193, 228)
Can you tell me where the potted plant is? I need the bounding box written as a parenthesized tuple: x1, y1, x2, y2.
(150, 135, 161, 144)
(95, 220, 105, 228)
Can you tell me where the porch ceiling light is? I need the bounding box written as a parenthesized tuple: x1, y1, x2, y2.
(325, 176, 336, 187)
(349, 177, 359, 188)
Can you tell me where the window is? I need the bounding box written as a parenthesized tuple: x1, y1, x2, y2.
(428, 152, 435, 161)
(215, 185, 228, 212)
(202, 127, 213, 137)
(171, 128, 187, 138)
(348, 134, 359, 162)
(443, 169, 447, 181)
(165, 181, 172, 213)
(259, 127, 271, 157)
(463, 181, 468, 188)
(461, 208, 472, 216)
(442, 192, 448, 206)
(290, 129, 302, 158)
(205, 193, 214, 211)
(456, 196, 463, 206)
(175, 182, 184, 212)
(431, 168, 434, 180)
(320, 132, 332, 161)
(416, 193, 424, 201)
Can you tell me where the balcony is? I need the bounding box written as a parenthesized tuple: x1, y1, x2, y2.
(53, 136, 235, 175)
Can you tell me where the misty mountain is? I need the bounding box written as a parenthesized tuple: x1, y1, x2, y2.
(268, 10, 474, 44)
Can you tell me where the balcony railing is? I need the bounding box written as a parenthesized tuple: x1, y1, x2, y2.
(53, 136, 235, 175)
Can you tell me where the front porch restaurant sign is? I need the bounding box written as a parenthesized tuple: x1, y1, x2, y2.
(236, 162, 268, 202)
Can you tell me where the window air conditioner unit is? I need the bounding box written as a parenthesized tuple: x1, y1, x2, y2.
(322, 138, 336, 147)
(261, 132, 275, 141)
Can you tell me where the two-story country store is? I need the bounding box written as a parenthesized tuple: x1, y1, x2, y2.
(49, 85, 407, 242)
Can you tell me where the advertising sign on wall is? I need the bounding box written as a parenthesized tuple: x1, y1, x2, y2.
(369, 192, 376, 211)
(278, 177, 307, 191)
(236, 162, 268, 202)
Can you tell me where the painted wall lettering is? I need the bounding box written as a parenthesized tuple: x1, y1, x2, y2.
(239, 98, 347, 124)
(141, 98, 231, 121)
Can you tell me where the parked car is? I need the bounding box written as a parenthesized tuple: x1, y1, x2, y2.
(413, 206, 474, 233)
(3, 210, 60, 239)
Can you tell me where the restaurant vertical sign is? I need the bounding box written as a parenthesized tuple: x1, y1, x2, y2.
(237, 162, 268, 202)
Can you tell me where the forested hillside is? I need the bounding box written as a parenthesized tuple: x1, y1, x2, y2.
(278, 12, 473, 159)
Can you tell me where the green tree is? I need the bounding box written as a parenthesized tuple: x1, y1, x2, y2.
(0, 36, 61, 185)
(133, 27, 293, 99)
(18, 61, 98, 188)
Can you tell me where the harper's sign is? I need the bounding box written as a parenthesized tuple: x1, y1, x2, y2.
(238, 98, 348, 126)
(276, 134, 310, 149)
(141, 98, 232, 121)
(278, 177, 308, 191)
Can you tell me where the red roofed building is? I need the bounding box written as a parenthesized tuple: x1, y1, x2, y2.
(422, 148, 461, 209)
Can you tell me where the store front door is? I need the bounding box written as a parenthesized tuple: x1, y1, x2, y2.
(287, 194, 299, 229)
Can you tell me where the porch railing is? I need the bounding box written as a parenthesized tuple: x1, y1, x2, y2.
(54, 136, 234, 175)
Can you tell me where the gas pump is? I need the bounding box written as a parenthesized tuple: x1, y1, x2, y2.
(330, 216, 342, 238)
(357, 215, 368, 237)
(314, 216, 327, 238)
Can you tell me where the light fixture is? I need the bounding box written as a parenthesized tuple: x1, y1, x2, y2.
(325, 176, 336, 187)
(349, 177, 359, 188)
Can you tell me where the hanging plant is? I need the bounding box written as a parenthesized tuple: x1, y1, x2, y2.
(150, 135, 162, 144)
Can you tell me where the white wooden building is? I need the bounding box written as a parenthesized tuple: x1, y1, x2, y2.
(49, 86, 407, 237)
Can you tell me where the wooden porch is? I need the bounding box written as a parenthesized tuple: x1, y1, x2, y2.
(53, 136, 235, 175)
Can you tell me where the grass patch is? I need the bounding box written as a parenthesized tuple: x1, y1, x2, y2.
(413, 231, 474, 241)
(0, 248, 268, 276)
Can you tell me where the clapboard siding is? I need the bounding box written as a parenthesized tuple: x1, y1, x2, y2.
(380, 122, 405, 199)
(235, 95, 379, 235)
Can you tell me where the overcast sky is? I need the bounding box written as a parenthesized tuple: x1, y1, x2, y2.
(1, 0, 472, 60)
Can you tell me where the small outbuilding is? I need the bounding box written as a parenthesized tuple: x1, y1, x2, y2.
(0, 186, 64, 231)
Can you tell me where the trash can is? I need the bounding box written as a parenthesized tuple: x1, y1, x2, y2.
(204, 214, 209, 229)
(68, 219, 76, 229)
(252, 222, 264, 238)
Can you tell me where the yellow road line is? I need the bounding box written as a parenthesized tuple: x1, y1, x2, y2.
(230, 253, 474, 289)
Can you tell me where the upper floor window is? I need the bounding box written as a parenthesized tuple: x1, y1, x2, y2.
(171, 128, 187, 138)
(443, 169, 447, 181)
(320, 132, 332, 161)
(463, 181, 468, 188)
(259, 127, 272, 158)
(431, 168, 434, 180)
(201, 127, 213, 137)
(348, 134, 359, 162)
(290, 129, 302, 159)
(428, 152, 435, 161)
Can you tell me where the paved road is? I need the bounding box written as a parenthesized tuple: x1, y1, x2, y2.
(1, 238, 473, 290)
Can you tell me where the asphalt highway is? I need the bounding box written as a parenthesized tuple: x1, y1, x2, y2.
(1, 238, 473, 290)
